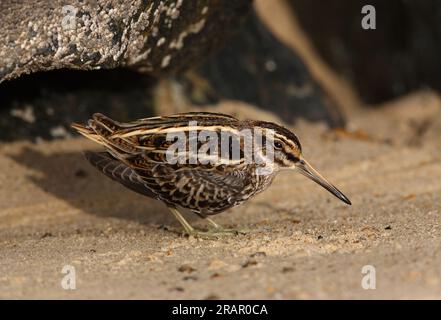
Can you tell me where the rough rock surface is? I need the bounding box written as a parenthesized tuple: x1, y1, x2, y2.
(0, 0, 252, 83)
(0, 3, 346, 141)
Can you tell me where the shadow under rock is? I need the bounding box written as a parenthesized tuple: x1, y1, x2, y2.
(0, 69, 156, 141)
(7, 146, 183, 228)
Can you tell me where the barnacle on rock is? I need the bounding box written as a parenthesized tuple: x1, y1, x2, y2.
(0, 0, 253, 82)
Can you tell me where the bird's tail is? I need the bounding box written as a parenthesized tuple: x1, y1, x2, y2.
(71, 113, 122, 145)
(88, 113, 121, 136)
(71, 121, 103, 145)
(71, 113, 138, 158)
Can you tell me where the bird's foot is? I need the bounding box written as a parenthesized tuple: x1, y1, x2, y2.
(167, 207, 249, 239)
(184, 227, 249, 239)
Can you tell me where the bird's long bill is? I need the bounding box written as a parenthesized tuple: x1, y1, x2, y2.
(297, 159, 352, 205)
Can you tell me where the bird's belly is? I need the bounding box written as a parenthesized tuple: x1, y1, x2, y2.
(165, 170, 276, 216)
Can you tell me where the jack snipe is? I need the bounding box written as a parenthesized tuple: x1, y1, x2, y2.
(72, 112, 351, 237)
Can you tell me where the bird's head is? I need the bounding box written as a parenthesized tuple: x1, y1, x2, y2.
(255, 121, 352, 205)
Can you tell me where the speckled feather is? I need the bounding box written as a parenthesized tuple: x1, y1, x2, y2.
(72, 112, 285, 215)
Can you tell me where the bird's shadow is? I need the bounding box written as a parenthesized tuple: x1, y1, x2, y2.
(7, 146, 195, 228)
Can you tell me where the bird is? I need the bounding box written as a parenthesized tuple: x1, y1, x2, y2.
(71, 112, 351, 238)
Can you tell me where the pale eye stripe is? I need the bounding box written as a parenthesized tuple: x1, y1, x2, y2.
(273, 133, 299, 149)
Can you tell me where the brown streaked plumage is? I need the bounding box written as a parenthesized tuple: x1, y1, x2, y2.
(72, 112, 351, 237)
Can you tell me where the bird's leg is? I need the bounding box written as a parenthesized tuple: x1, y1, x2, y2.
(167, 207, 246, 238)
(168, 206, 195, 235)
(205, 217, 222, 229)
(204, 217, 249, 236)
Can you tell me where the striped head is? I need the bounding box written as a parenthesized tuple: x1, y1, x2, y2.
(251, 120, 303, 169)
(252, 121, 351, 205)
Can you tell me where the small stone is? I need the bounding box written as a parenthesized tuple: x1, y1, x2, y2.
(250, 251, 266, 258)
(40, 232, 53, 239)
(178, 264, 196, 273)
(208, 259, 228, 270)
(282, 267, 294, 273)
(157, 225, 169, 231)
(242, 259, 258, 268)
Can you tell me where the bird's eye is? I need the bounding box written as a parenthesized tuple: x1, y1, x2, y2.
(273, 140, 283, 150)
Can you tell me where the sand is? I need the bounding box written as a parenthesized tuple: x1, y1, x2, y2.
(1, 93, 441, 299)
(1, 0, 441, 300)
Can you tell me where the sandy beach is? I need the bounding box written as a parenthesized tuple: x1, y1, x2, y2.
(1, 94, 441, 299)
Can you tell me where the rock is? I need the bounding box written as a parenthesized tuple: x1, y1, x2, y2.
(0, 1, 347, 142)
(0, 0, 252, 83)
